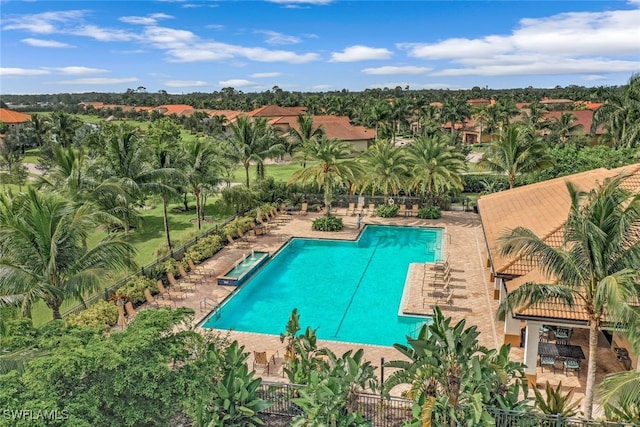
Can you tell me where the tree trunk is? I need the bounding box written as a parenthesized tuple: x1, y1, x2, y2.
(509, 174, 516, 189)
(244, 164, 250, 187)
(162, 195, 172, 251)
(583, 322, 599, 419)
(195, 189, 202, 230)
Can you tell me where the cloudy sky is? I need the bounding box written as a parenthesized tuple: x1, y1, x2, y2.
(1, 0, 639, 94)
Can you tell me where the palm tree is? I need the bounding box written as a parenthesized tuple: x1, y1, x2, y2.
(146, 118, 183, 251)
(49, 111, 82, 148)
(227, 116, 280, 187)
(388, 97, 413, 143)
(496, 175, 640, 419)
(550, 112, 583, 144)
(406, 134, 466, 201)
(359, 139, 408, 197)
(0, 189, 137, 320)
(289, 136, 363, 216)
(287, 114, 324, 165)
(478, 124, 553, 189)
(592, 73, 640, 148)
(440, 97, 472, 137)
(182, 137, 222, 229)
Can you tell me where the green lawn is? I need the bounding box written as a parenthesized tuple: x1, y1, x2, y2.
(232, 161, 308, 184)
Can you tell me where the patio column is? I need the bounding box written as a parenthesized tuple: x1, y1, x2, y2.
(523, 320, 542, 386)
(500, 283, 522, 347)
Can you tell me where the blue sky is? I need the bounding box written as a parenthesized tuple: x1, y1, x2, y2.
(1, 0, 639, 95)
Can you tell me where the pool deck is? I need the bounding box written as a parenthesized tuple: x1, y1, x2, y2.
(131, 210, 502, 390)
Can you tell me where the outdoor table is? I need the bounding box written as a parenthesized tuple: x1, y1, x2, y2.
(538, 342, 585, 360)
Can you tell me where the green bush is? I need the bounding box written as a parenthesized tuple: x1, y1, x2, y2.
(115, 275, 157, 305)
(312, 215, 344, 231)
(163, 258, 180, 277)
(184, 234, 223, 264)
(418, 205, 442, 219)
(462, 174, 509, 194)
(376, 204, 399, 218)
(222, 215, 256, 237)
(66, 300, 119, 331)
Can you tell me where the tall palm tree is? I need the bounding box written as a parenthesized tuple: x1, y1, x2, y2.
(550, 112, 583, 144)
(287, 114, 324, 164)
(146, 118, 183, 251)
(182, 137, 222, 229)
(496, 175, 640, 419)
(440, 97, 472, 137)
(0, 189, 137, 320)
(49, 111, 82, 148)
(592, 73, 640, 148)
(388, 97, 414, 143)
(478, 124, 554, 189)
(227, 116, 279, 187)
(289, 136, 363, 216)
(406, 134, 466, 201)
(359, 139, 408, 197)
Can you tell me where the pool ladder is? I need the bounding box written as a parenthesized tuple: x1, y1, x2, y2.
(200, 298, 219, 313)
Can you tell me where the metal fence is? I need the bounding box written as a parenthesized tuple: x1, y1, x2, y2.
(258, 383, 640, 427)
(489, 407, 640, 427)
(258, 382, 413, 427)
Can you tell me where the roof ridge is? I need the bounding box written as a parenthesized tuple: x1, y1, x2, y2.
(497, 222, 565, 274)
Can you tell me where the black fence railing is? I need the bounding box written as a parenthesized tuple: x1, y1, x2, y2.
(58, 215, 239, 320)
(258, 382, 413, 426)
(258, 383, 640, 427)
(489, 407, 640, 427)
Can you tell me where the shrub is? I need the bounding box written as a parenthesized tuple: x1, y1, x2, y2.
(163, 258, 180, 277)
(376, 204, 399, 218)
(184, 234, 223, 264)
(222, 215, 256, 237)
(312, 215, 344, 231)
(66, 300, 119, 331)
(418, 205, 442, 219)
(115, 275, 157, 305)
(463, 174, 509, 194)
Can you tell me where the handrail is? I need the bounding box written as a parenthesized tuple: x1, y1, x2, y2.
(199, 298, 218, 313)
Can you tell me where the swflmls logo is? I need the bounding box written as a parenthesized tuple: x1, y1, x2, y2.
(2, 409, 69, 421)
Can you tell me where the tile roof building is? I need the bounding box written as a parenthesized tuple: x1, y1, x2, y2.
(0, 108, 31, 126)
(478, 164, 640, 383)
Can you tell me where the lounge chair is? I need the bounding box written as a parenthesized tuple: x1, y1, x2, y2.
(253, 350, 277, 375)
(347, 203, 356, 216)
(424, 265, 451, 283)
(144, 288, 175, 308)
(187, 258, 217, 278)
(167, 271, 195, 292)
(397, 204, 407, 217)
(299, 202, 308, 215)
(409, 204, 419, 217)
(227, 234, 249, 249)
(367, 203, 376, 217)
(125, 301, 137, 320)
(117, 304, 127, 328)
(356, 202, 365, 215)
(157, 279, 186, 300)
(178, 264, 200, 284)
(256, 213, 272, 232)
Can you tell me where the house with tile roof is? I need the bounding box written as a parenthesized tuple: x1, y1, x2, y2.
(478, 164, 640, 384)
(0, 108, 31, 127)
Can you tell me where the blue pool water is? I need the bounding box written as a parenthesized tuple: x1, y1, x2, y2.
(202, 225, 442, 346)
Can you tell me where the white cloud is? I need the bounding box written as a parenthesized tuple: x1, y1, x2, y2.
(312, 84, 332, 90)
(330, 45, 392, 62)
(361, 66, 430, 75)
(0, 67, 50, 76)
(165, 80, 208, 87)
(53, 77, 139, 85)
(250, 72, 282, 78)
(54, 66, 109, 75)
(143, 26, 198, 48)
(218, 79, 258, 87)
(74, 25, 137, 42)
(119, 13, 173, 25)
(257, 30, 301, 45)
(368, 82, 459, 90)
(2, 10, 85, 34)
(21, 38, 73, 48)
(206, 24, 225, 30)
(399, 7, 640, 78)
(432, 57, 640, 77)
(583, 75, 607, 81)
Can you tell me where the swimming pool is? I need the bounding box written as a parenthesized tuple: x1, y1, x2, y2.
(201, 225, 442, 346)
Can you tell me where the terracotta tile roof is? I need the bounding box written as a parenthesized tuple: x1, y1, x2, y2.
(207, 110, 242, 121)
(248, 105, 306, 118)
(481, 164, 640, 322)
(272, 115, 376, 142)
(479, 164, 640, 276)
(155, 104, 195, 116)
(0, 108, 31, 124)
(540, 98, 574, 104)
(543, 110, 605, 135)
